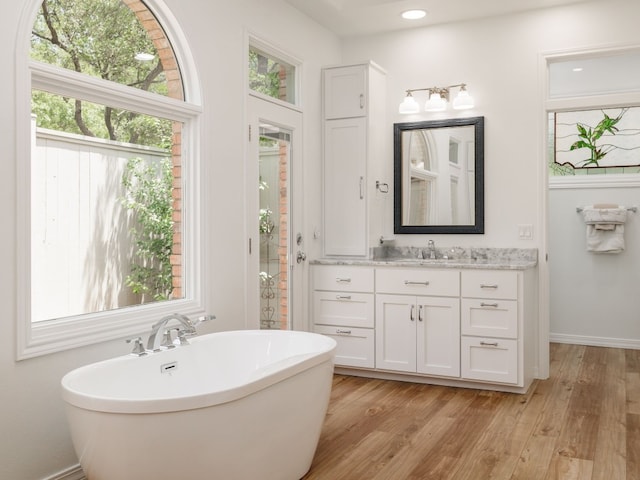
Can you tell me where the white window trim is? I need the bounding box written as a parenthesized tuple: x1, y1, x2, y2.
(247, 33, 303, 110)
(549, 173, 640, 189)
(16, 0, 205, 360)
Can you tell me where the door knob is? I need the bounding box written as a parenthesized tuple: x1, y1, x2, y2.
(296, 251, 307, 264)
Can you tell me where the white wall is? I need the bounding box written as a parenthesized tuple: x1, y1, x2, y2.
(339, 0, 640, 249)
(0, 1, 340, 479)
(549, 184, 640, 347)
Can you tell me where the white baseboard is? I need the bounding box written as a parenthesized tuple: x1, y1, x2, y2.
(43, 465, 85, 480)
(551, 332, 640, 350)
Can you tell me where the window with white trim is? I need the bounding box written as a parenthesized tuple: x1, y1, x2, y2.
(18, 0, 203, 359)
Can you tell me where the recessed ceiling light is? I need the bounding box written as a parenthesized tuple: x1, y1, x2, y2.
(572, 67, 583, 72)
(401, 9, 427, 20)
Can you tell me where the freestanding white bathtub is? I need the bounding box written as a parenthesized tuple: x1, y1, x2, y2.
(61, 329, 337, 480)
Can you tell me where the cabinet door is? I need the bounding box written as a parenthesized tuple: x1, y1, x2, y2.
(416, 296, 461, 377)
(375, 294, 416, 372)
(323, 117, 367, 256)
(323, 65, 367, 119)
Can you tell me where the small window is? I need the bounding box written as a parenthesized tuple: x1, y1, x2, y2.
(249, 44, 297, 105)
(548, 50, 640, 177)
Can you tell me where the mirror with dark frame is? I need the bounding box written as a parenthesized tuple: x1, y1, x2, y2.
(394, 116, 484, 234)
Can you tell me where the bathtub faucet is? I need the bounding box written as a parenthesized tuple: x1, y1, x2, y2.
(146, 313, 215, 352)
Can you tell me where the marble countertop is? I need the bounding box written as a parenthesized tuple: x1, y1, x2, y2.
(311, 247, 538, 271)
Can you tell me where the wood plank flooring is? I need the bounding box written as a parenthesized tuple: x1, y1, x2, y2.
(302, 343, 640, 480)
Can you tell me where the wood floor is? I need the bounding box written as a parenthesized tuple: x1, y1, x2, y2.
(303, 343, 640, 480)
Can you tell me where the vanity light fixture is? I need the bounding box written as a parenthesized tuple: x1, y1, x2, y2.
(399, 83, 475, 113)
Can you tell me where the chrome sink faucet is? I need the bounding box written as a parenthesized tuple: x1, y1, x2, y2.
(424, 239, 436, 259)
(145, 313, 214, 352)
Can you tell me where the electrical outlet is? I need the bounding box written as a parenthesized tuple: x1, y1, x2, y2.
(518, 224, 533, 239)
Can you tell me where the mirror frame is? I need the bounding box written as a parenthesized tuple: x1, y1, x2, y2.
(393, 116, 484, 234)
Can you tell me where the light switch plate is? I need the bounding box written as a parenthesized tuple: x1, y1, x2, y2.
(518, 224, 533, 239)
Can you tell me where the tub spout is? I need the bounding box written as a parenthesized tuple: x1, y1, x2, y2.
(146, 313, 197, 352)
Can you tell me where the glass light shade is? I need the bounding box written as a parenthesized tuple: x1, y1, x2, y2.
(398, 95, 420, 114)
(452, 89, 475, 110)
(425, 93, 447, 112)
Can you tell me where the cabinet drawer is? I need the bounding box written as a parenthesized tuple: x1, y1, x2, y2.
(313, 291, 374, 328)
(461, 336, 518, 384)
(314, 325, 374, 368)
(461, 299, 518, 338)
(461, 270, 518, 300)
(376, 268, 459, 297)
(313, 265, 374, 292)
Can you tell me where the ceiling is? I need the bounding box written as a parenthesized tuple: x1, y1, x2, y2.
(284, 0, 595, 37)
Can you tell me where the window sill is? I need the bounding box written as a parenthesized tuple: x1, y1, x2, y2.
(17, 300, 206, 360)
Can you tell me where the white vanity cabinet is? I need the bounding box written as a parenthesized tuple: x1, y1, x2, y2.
(311, 265, 375, 368)
(322, 62, 386, 257)
(375, 269, 460, 377)
(460, 270, 522, 385)
(311, 261, 537, 394)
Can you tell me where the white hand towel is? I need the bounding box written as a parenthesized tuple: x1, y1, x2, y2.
(581, 206, 627, 225)
(586, 224, 625, 253)
(581, 206, 627, 253)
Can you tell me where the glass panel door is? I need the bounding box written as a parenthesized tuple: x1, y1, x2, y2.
(247, 95, 304, 331)
(258, 124, 290, 329)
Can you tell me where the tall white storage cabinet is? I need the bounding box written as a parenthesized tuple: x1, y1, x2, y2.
(322, 62, 386, 257)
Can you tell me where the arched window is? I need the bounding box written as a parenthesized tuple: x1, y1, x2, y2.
(17, 0, 203, 358)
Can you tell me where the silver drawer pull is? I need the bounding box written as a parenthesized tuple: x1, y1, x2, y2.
(404, 280, 430, 286)
(336, 277, 352, 283)
(336, 329, 352, 335)
(336, 295, 352, 300)
(480, 341, 499, 347)
(480, 302, 499, 308)
(410, 305, 415, 321)
(418, 305, 424, 322)
(480, 284, 499, 289)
